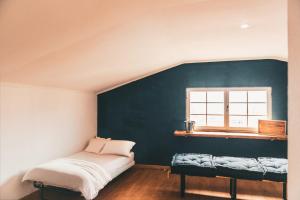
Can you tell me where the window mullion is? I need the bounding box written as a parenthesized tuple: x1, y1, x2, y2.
(205, 91, 208, 126)
(224, 89, 229, 129)
(246, 91, 249, 127)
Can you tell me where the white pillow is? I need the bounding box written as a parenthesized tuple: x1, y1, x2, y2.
(84, 137, 110, 153)
(100, 140, 135, 157)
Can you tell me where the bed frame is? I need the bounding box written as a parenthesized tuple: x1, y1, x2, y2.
(33, 181, 46, 200)
(31, 160, 135, 200)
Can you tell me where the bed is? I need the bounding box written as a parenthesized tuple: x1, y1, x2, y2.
(23, 138, 135, 200)
(69, 151, 135, 179)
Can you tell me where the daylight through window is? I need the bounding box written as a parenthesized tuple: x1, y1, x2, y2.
(187, 87, 271, 132)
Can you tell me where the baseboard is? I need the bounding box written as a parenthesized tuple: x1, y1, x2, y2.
(134, 164, 170, 171)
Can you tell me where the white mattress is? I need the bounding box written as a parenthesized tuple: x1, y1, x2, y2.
(68, 151, 135, 178)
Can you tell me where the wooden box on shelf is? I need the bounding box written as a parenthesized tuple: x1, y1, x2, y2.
(258, 120, 286, 136)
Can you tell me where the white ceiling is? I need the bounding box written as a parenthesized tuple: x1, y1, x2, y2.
(0, 0, 287, 93)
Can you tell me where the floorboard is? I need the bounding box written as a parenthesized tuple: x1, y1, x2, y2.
(22, 167, 283, 200)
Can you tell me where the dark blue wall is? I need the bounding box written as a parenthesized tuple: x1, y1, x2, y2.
(98, 59, 288, 165)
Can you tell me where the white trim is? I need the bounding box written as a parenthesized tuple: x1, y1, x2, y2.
(186, 87, 272, 132)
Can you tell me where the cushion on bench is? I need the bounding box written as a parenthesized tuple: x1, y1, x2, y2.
(213, 156, 264, 180)
(258, 157, 288, 182)
(171, 153, 216, 177)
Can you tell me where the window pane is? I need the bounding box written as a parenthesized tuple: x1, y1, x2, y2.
(207, 103, 224, 114)
(229, 91, 247, 102)
(248, 116, 267, 128)
(207, 115, 224, 127)
(229, 116, 247, 127)
(248, 91, 267, 102)
(190, 103, 206, 114)
(207, 91, 224, 102)
(248, 103, 267, 115)
(190, 115, 206, 126)
(190, 91, 206, 102)
(229, 103, 247, 115)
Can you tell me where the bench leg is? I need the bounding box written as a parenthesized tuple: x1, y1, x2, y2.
(230, 178, 232, 196)
(283, 182, 287, 200)
(180, 173, 186, 197)
(230, 178, 237, 200)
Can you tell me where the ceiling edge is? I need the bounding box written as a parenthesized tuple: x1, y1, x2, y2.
(96, 56, 287, 95)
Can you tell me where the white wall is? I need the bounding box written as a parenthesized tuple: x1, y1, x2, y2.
(288, 0, 300, 199)
(0, 82, 97, 199)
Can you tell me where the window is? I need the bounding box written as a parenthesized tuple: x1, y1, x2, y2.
(186, 87, 272, 132)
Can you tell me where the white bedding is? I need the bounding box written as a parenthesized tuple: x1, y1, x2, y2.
(69, 151, 135, 178)
(23, 152, 135, 200)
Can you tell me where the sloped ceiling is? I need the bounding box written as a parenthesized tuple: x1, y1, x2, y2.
(0, 0, 287, 93)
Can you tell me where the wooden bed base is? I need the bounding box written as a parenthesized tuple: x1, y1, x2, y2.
(33, 181, 45, 200)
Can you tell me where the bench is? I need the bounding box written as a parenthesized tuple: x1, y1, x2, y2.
(171, 153, 217, 197)
(171, 153, 288, 200)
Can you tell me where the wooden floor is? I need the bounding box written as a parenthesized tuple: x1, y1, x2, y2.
(22, 167, 283, 200)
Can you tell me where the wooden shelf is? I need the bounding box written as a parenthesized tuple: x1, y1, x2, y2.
(174, 130, 287, 141)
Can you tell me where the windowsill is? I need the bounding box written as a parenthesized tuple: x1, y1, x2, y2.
(174, 130, 287, 141)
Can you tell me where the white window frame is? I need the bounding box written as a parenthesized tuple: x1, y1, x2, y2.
(186, 87, 272, 133)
